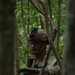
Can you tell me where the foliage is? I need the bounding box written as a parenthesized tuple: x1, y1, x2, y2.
(16, 0, 66, 68)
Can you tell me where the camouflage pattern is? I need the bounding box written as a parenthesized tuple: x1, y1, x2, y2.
(28, 28, 48, 42)
(27, 28, 61, 75)
(28, 55, 61, 75)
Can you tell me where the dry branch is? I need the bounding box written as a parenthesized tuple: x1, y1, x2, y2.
(38, 1, 62, 75)
(29, 0, 53, 31)
(39, 0, 62, 68)
(39, 29, 57, 75)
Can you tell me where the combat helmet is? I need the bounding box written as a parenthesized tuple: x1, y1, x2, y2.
(28, 28, 49, 43)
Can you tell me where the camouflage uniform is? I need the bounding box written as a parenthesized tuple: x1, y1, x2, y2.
(28, 28, 61, 75)
(27, 55, 61, 75)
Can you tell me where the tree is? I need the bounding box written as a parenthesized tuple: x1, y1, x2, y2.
(0, 0, 16, 75)
(63, 0, 75, 75)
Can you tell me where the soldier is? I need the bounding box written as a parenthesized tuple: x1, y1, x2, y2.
(27, 28, 61, 75)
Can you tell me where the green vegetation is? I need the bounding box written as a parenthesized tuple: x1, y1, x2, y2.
(16, 0, 66, 68)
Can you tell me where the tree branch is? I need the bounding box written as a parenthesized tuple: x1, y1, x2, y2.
(29, 0, 53, 32)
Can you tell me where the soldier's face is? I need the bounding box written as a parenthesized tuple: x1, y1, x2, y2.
(29, 40, 47, 54)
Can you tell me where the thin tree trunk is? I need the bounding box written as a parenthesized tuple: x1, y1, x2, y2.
(15, 22, 20, 75)
(0, 0, 16, 75)
(63, 0, 75, 75)
(57, 0, 62, 52)
(48, 0, 52, 19)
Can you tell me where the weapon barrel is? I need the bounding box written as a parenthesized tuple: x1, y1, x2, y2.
(19, 68, 40, 74)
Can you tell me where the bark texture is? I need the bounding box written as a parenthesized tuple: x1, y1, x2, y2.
(63, 0, 75, 75)
(0, 0, 16, 75)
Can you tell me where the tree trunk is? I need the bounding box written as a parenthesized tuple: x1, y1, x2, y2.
(0, 0, 16, 75)
(15, 22, 20, 75)
(63, 0, 75, 75)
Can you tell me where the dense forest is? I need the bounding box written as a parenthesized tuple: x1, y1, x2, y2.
(16, 0, 66, 68)
(0, 0, 75, 75)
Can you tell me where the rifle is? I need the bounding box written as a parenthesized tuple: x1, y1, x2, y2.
(18, 68, 40, 75)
